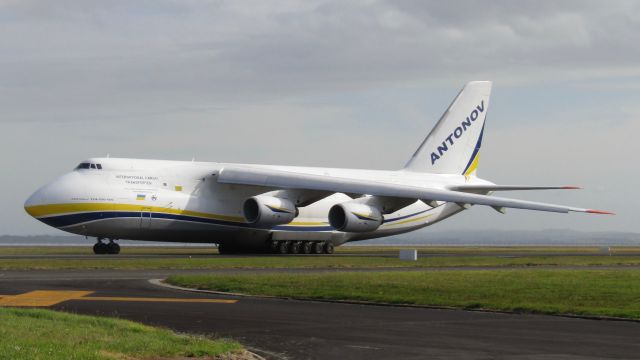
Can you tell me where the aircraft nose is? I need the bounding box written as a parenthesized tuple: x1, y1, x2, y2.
(25, 171, 79, 219)
(24, 187, 46, 217)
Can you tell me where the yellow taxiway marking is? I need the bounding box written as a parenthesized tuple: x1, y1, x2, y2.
(0, 290, 237, 307)
(0, 290, 94, 307)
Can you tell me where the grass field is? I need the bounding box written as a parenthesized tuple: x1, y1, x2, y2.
(1, 245, 640, 270)
(338, 246, 630, 254)
(0, 307, 242, 360)
(1, 254, 640, 270)
(167, 269, 640, 320)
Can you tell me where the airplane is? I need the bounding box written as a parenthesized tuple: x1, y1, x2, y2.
(24, 81, 613, 255)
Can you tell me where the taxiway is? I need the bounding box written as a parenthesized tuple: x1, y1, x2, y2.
(0, 268, 638, 359)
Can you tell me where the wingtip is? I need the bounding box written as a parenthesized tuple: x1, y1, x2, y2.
(562, 186, 582, 190)
(586, 209, 616, 215)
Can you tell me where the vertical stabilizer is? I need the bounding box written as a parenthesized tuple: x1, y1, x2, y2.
(404, 81, 492, 176)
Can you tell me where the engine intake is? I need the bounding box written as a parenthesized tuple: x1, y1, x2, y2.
(243, 195, 297, 228)
(328, 202, 383, 233)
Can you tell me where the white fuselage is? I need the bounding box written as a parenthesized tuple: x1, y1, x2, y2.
(24, 157, 491, 247)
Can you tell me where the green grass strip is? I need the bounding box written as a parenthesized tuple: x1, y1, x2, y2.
(2, 255, 640, 270)
(0, 308, 241, 360)
(167, 269, 640, 320)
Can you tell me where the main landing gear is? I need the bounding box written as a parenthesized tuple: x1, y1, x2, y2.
(270, 240, 334, 255)
(93, 238, 120, 255)
(216, 241, 335, 255)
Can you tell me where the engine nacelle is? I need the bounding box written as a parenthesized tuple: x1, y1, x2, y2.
(328, 202, 383, 232)
(243, 195, 297, 227)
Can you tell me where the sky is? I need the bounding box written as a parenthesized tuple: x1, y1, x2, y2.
(0, 0, 637, 235)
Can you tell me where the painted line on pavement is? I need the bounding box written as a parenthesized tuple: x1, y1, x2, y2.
(0, 290, 237, 307)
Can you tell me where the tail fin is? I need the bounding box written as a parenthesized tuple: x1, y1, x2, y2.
(404, 81, 492, 176)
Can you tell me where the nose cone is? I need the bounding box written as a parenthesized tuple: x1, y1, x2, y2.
(24, 187, 47, 217)
(25, 171, 83, 221)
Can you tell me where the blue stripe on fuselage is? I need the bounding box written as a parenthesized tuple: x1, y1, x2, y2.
(38, 207, 434, 232)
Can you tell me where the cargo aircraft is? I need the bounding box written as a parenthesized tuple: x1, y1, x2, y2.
(24, 81, 612, 254)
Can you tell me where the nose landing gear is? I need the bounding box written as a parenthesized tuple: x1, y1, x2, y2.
(93, 238, 120, 255)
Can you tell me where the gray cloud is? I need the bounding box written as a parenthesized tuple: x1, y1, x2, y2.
(2, 0, 640, 124)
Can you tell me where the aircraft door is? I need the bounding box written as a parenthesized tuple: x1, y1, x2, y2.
(140, 207, 152, 229)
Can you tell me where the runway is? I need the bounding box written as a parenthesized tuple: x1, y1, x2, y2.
(1, 269, 639, 359)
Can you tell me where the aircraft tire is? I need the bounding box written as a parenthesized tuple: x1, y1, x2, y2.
(323, 242, 334, 254)
(93, 242, 108, 255)
(312, 242, 324, 254)
(290, 241, 302, 254)
(302, 241, 313, 254)
(268, 240, 279, 253)
(278, 241, 290, 254)
(107, 242, 120, 254)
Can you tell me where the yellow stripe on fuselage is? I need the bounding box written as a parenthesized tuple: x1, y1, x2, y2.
(25, 202, 245, 223)
(25, 203, 430, 228)
(24, 202, 328, 226)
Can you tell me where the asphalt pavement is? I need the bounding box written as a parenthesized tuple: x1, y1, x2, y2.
(0, 268, 639, 359)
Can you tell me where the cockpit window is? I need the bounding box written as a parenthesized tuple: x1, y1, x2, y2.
(75, 162, 104, 170)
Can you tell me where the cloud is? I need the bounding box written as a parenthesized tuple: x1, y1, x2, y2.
(1, 0, 640, 125)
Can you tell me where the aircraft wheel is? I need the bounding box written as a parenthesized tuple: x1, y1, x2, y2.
(93, 242, 108, 255)
(107, 242, 120, 254)
(268, 240, 279, 253)
(290, 241, 302, 254)
(323, 242, 334, 254)
(278, 241, 290, 254)
(313, 242, 324, 254)
(302, 241, 313, 254)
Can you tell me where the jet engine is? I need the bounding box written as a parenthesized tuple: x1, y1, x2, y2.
(243, 195, 298, 227)
(328, 202, 383, 232)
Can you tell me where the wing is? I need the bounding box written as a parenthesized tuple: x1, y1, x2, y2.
(450, 185, 581, 192)
(216, 166, 613, 215)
